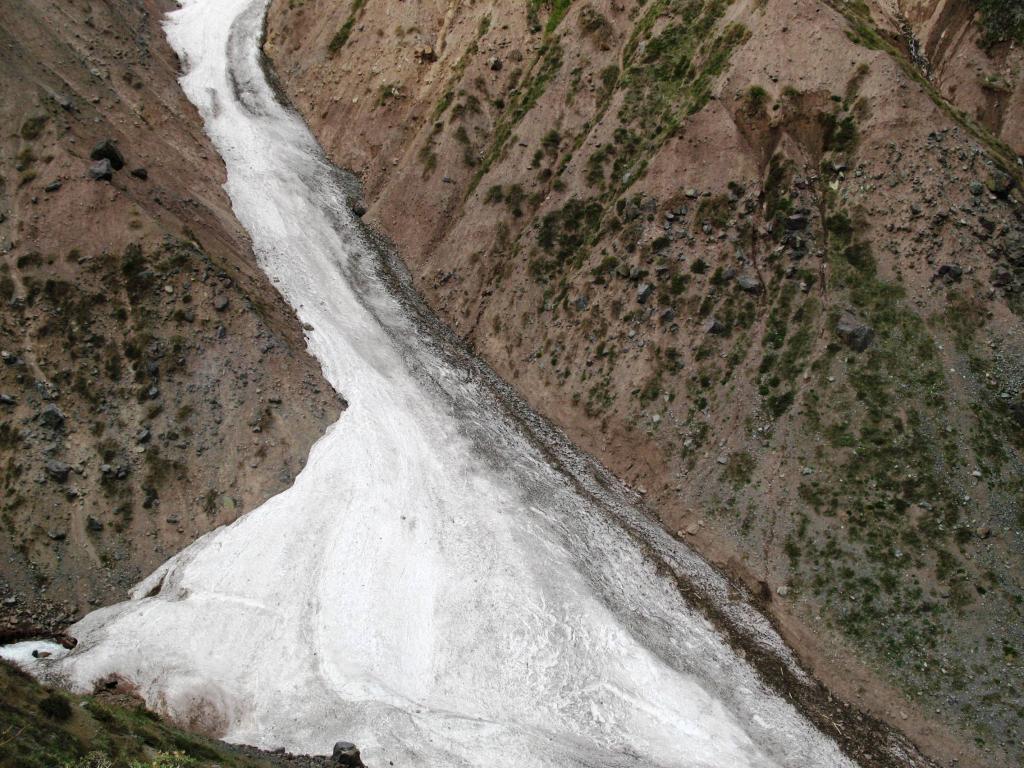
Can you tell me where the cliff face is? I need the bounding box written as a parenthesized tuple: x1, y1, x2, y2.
(893, 0, 1024, 155)
(0, 0, 340, 639)
(267, 0, 1023, 765)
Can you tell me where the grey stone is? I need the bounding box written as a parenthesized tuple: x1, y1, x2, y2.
(44, 180, 62, 193)
(836, 311, 874, 351)
(985, 170, 1014, 198)
(737, 274, 762, 293)
(213, 294, 229, 311)
(90, 139, 124, 170)
(89, 158, 113, 181)
(40, 404, 66, 428)
(636, 282, 654, 304)
(46, 460, 71, 482)
(331, 741, 364, 767)
(704, 318, 724, 334)
(935, 264, 963, 284)
(86, 516, 104, 532)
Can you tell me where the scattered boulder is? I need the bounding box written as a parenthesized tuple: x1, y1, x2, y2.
(40, 404, 66, 428)
(736, 274, 762, 293)
(488, 56, 503, 71)
(784, 213, 808, 231)
(704, 318, 724, 334)
(45, 460, 71, 483)
(836, 310, 874, 351)
(935, 264, 963, 284)
(86, 516, 104, 532)
(636, 282, 654, 304)
(44, 180, 62, 193)
(350, 200, 367, 217)
(130, 167, 148, 180)
(213, 294, 229, 312)
(90, 139, 125, 170)
(332, 741, 364, 767)
(88, 159, 113, 181)
(0, 393, 15, 406)
(985, 170, 1014, 198)
(413, 45, 436, 63)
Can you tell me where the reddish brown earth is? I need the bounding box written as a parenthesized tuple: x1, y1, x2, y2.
(266, 0, 1024, 765)
(0, 0, 340, 641)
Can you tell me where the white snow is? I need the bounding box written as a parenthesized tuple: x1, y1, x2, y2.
(5, 1, 856, 765)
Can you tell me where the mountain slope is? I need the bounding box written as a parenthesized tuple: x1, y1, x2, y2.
(0, 0, 340, 640)
(266, 0, 1024, 765)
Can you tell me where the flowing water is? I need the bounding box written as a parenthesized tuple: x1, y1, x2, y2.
(3, 1, 858, 765)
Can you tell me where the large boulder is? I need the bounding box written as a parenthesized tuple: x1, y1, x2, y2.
(737, 274, 762, 293)
(836, 310, 874, 351)
(40, 403, 66, 428)
(90, 139, 124, 170)
(45, 460, 71, 483)
(331, 741, 364, 767)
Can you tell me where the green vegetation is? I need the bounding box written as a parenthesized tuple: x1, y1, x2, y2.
(527, 0, 573, 35)
(0, 662, 279, 768)
(531, 197, 603, 279)
(20, 115, 48, 141)
(974, 0, 1024, 47)
(327, 0, 367, 53)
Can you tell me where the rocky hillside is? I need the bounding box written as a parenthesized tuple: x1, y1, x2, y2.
(0, 659, 342, 768)
(266, 0, 1023, 765)
(0, 0, 340, 642)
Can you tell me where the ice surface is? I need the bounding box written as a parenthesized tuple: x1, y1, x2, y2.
(10, 1, 856, 765)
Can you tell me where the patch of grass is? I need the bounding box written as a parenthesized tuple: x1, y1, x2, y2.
(327, 0, 367, 53)
(20, 115, 48, 141)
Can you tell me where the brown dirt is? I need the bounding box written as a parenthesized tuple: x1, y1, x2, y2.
(0, 0, 341, 641)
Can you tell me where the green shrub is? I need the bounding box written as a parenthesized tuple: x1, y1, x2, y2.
(39, 692, 73, 721)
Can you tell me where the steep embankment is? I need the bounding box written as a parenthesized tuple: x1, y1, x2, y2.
(0, 0, 340, 640)
(266, 0, 1023, 765)
(892, 0, 1024, 155)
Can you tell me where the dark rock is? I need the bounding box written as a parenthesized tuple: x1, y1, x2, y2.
(44, 180, 62, 193)
(836, 310, 874, 351)
(213, 294, 229, 311)
(86, 516, 104, 532)
(737, 274, 762, 293)
(659, 308, 676, 324)
(89, 159, 113, 181)
(130, 167, 148, 180)
(992, 269, 1012, 287)
(574, 295, 589, 311)
(488, 56, 503, 71)
(935, 264, 963, 284)
(784, 213, 808, 231)
(704, 318, 724, 334)
(350, 200, 366, 217)
(90, 139, 125, 170)
(0, 394, 15, 406)
(136, 428, 151, 444)
(636, 282, 654, 304)
(46, 460, 71, 483)
(40, 404, 66, 428)
(985, 170, 1014, 198)
(331, 741, 364, 767)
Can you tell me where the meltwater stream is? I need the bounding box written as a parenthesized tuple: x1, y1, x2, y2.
(7, 1, 856, 765)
